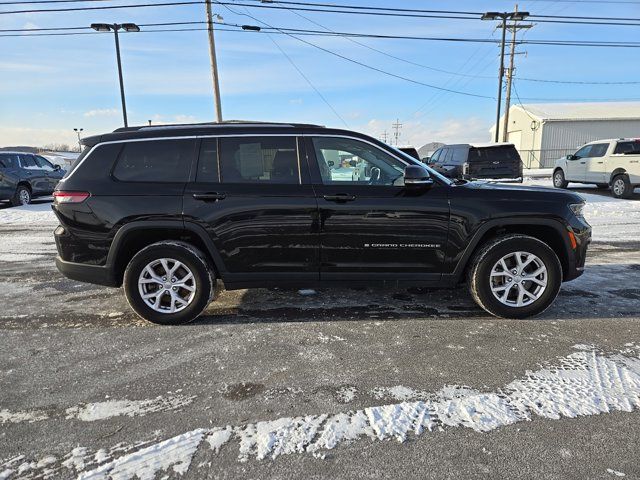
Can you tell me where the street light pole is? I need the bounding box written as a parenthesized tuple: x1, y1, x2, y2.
(112, 26, 129, 127)
(91, 22, 140, 128)
(73, 128, 83, 151)
(481, 11, 530, 143)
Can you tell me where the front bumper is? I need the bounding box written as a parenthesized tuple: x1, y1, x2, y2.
(563, 221, 591, 282)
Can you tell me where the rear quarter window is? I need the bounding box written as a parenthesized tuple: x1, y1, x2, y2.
(113, 140, 195, 183)
(614, 141, 640, 155)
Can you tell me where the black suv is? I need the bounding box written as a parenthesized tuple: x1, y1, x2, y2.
(0, 152, 65, 205)
(428, 143, 523, 182)
(53, 122, 590, 324)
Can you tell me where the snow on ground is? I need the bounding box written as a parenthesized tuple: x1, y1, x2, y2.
(0, 202, 56, 226)
(3, 345, 639, 479)
(522, 178, 640, 243)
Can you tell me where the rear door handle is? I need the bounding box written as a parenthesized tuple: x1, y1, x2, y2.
(579, 161, 586, 164)
(323, 194, 356, 202)
(192, 192, 226, 201)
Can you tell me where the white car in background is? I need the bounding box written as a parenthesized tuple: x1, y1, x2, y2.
(553, 138, 640, 198)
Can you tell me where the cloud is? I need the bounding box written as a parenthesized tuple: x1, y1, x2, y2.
(0, 127, 78, 148)
(361, 117, 491, 147)
(83, 108, 119, 118)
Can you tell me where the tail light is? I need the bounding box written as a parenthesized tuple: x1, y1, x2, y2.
(462, 162, 469, 175)
(53, 191, 90, 204)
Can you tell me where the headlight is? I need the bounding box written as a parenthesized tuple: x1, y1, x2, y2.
(569, 203, 585, 218)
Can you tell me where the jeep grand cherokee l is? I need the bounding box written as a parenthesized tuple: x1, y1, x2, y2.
(52, 122, 591, 324)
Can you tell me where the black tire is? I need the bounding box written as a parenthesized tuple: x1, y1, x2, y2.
(611, 174, 633, 199)
(123, 241, 217, 325)
(596, 183, 609, 189)
(10, 185, 31, 206)
(553, 169, 568, 189)
(467, 234, 562, 319)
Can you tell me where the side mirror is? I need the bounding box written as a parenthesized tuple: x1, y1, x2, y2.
(54, 164, 61, 171)
(327, 160, 335, 167)
(404, 165, 434, 188)
(566, 154, 576, 160)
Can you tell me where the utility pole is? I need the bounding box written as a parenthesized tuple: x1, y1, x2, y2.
(380, 131, 389, 143)
(481, 10, 529, 143)
(392, 119, 403, 146)
(503, 5, 532, 142)
(205, 0, 223, 122)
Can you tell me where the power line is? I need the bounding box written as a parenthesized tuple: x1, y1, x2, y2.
(0, 1, 203, 15)
(267, 33, 349, 127)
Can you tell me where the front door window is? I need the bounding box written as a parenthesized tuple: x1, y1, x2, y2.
(311, 137, 405, 186)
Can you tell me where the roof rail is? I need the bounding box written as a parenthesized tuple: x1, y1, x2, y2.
(112, 120, 325, 133)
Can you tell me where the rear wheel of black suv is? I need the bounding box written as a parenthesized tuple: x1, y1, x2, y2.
(467, 234, 562, 319)
(11, 185, 31, 206)
(123, 241, 217, 325)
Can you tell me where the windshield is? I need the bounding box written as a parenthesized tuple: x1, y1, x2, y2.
(390, 146, 453, 185)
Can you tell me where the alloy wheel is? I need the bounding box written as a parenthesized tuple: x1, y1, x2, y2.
(613, 178, 625, 196)
(138, 258, 196, 313)
(19, 189, 30, 205)
(489, 251, 548, 307)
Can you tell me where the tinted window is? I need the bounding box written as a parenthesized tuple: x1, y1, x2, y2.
(589, 143, 609, 158)
(312, 137, 405, 186)
(113, 140, 194, 182)
(574, 145, 592, 158)
(0, 154, 18, 169)
(196, 138, 219, 183)
(19, 155, 39, 169)
(219, 137, 299, 184)
(451, 147, 468, 165)
(442, 148, 453, 163)
(614, 141, 640, 155)
(34, 155, 55, 171)
(469, 145, 520, 163)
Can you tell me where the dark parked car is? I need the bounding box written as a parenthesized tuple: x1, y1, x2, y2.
(53, 122, 590, 324)
(0, 152, 65, 205)
(428, 143, 523, 182)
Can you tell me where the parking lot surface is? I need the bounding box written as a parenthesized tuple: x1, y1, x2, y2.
(1, 187, 639, 479)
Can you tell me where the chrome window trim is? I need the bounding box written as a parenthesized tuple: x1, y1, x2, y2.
(65, 133, 445, 183)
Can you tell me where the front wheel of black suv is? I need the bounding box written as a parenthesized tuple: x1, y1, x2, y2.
(123, 241, 217, 325)
(467, 234, 562, 319)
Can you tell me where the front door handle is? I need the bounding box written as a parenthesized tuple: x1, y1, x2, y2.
(323, 194, 356, 202)
(597, 161, 604, 164)
(579, 161, 586, 164)
(192, 192, 226, 201)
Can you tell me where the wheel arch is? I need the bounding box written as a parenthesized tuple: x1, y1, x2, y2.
(106, 220, 226, 287)
(609, 168, 628, 185)
(452, 219, 572, 283)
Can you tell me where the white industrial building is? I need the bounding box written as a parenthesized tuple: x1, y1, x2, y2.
(490, 102, 640, 168)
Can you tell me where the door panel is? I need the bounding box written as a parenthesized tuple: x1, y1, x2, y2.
(583, 143, 608, 183)
(306, 136, 449, 281)
(183, 136, 319, 281)
(565, 145, 591, 181)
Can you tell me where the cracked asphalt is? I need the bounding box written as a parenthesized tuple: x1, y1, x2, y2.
(1, 197, 639, 479)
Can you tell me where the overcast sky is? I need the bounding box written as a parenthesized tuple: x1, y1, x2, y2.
(1, 0, 639, 149)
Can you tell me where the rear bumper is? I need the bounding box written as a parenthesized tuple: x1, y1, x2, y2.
(55, 256, 119, 287)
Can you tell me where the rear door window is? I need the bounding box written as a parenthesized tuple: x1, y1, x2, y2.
(588, 143, 609, 157)
(113, 139, 195, 182)
(196, 138, 219, 183)
(219, 136, 299, 184)
(450, 147, 467, 165)
(614, 141, 640, 154)
(19, 155, 39, 170)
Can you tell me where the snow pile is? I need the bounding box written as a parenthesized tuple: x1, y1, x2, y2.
(0, 202, 56, 226)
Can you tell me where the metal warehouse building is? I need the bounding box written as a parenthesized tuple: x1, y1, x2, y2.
(490, 102, 640, 168)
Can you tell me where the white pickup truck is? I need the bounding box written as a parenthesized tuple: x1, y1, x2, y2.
(553, 138, 640, 198)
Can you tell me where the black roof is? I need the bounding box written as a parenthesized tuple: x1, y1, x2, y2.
(82, 121, 329, 147)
